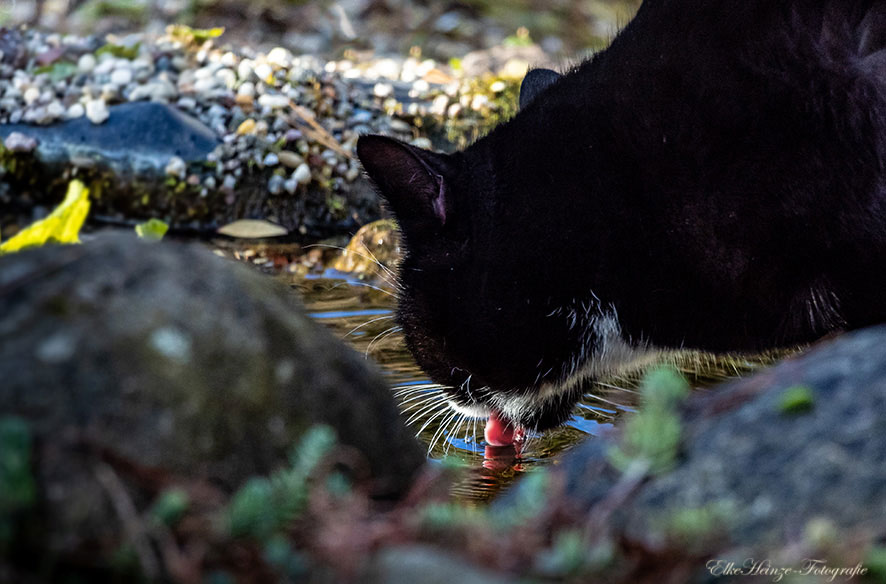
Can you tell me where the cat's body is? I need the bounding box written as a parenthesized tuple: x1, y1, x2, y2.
(358, 0, 886, 437)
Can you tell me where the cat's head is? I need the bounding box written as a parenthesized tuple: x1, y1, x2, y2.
(356, 69, 635, 437)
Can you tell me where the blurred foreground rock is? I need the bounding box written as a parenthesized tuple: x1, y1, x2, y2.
(550, 326, 886, 562)
(0, 232, 424, 573)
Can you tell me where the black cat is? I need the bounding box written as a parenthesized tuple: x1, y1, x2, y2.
(357, 0, 886, 442)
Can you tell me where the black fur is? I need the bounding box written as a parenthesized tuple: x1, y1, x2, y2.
(357, 0, 886, 431)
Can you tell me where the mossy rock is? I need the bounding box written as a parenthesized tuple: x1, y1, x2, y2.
(0, 232, 424, 574)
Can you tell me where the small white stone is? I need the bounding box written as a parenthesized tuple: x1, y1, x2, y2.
(66, 102, 85, 119)
(267, 47, 292, 68)
(220, 51, 238, 68)
(46, 100, 65, 120)
(77, 53, 96, 73)
(176, 96, 197, 110)
(263, 152, 279, 166)
(293, 163, 311, 185)
(110, 67, 133, 86)
(430, 94, 449, 116)
(216, 68, 237, 89)
(23, 86, 40, 105)
(471, 94, 489, 110)
(257, 93, 289, 109)
(194, 77, 219, 92)
(3, 132, 38, 153)
(389, 119, 411, 132)
(237, 81, 256, 97)
(237, 59, 255, 81)
(410, 137, 433, 149)
(93, 57, 115, 75)
(373, 82, 393, 98)
(165, 156, 186, 178)
(85, 99, 109, 124)
(254, 62, 273, 80)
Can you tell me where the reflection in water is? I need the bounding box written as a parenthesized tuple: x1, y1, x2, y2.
(291, 269, 787, 500)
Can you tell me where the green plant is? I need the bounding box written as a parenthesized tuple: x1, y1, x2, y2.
(607, 367, 689, 476)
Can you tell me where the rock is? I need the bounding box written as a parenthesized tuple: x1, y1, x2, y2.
(0, 28, 27, 68)
(546, 326, 886, 558)
(277, 149, 304, 169)
(367, 546, 511, 584)
(237, 118, 256, 135)
(257, 94, 290, 110)
(3, 131, 37, 153)
(373, 82, 394, 98)
(165, 155, 186, 178)
(65, 103, 85, 119)
(85, 98, 109, 124)
(110, 68, 133, 86)
(0, 232, 425, 567)
(293, 162, 312, 184)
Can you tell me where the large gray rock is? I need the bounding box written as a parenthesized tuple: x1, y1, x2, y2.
(0, 232, 424, 563)
(554, 326, 886, 557)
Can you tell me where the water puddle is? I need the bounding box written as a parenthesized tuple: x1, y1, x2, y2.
(281, 265, 789, 500)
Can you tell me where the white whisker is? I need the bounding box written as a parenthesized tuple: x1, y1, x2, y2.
(344, 314, 393, 338)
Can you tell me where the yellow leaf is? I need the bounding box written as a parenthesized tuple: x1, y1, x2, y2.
(0, 180, 91, 254)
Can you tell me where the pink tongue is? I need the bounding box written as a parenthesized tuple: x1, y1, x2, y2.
(484, 411, 524, 446)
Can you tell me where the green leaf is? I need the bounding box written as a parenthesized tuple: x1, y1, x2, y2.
(607, 366, 689, 475)
(33, 61, 79, 83)
(95, 42, 141, 60)
(167, 25, 225, 45)
(135, 218, 169, 241)
(150, 488, 189, 526)
(0, 180, 90, 254)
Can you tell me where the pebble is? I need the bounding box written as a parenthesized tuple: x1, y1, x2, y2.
(4, 132, 38, 153)
(257, 94, 289, 109)
(110, 68, 133, 86)
(267, 47, 292, 68)
(373, 82, 394, 98)
(237, 81, 256, 97)
(46, 100, 65, 120)
(0, 28, 521, 213)
(23, 87, 40, 105)
(277, 150, 304, 168)
(66, 103, 85, 119)
(293, 163, 312, 185)
(77, 53, 96, 74)
(237, 118, 257, 135)
(165, 156, 186, 179)
(176, 96, 197, 110)
(267, 173, 285, 194)
(85, 99, 109, 124)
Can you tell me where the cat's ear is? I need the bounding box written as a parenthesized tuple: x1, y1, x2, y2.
(519, 68, 561, 109)
(357, 134, 452, 228)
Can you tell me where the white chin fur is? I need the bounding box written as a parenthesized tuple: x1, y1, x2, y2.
(446, 400, 491, 419)
(490, 300, 657, 425)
